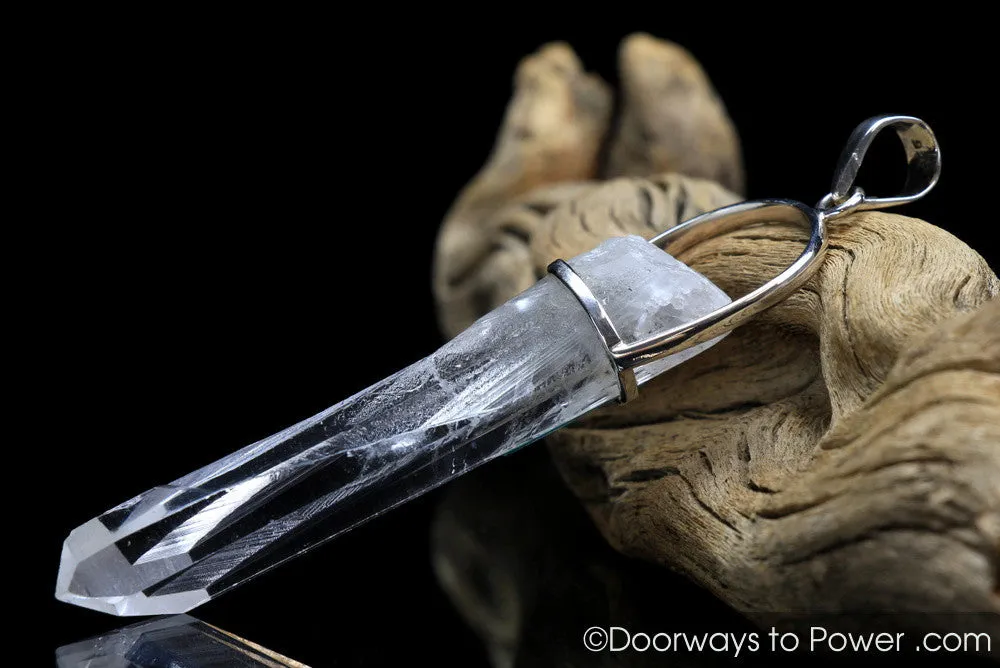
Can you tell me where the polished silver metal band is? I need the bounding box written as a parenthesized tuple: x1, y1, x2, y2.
(547, 259, 639, 403)
(548, 114, 942, 404)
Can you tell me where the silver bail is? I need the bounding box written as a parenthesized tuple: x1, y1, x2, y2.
(820, 114, 941, 217)
(548, 114, 942, 395)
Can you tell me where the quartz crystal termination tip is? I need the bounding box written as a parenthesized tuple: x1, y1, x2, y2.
(56, 236, 732, 616)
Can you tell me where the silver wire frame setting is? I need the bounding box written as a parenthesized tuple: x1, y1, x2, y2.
(547, 114, 942, 404)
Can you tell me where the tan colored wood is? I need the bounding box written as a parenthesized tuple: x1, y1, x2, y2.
(604, 34, 744, 193)
(433, 42, 611, 338)
(432, 33, 1000, 631)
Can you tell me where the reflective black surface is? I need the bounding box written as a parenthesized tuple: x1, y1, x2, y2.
(57, 615, 304, 667)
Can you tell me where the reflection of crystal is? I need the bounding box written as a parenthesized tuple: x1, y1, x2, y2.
(57, 236, 732, 616)
(55, 614, 308, 667)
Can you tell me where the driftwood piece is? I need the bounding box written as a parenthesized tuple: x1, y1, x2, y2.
(431, 32, 1000, 641)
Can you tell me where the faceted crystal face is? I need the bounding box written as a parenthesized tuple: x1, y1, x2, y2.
(57, 236, 731, 616)
(55, 614, 307, 667)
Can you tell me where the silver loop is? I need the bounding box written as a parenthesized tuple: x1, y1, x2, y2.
(826, 114, 941, 212)
(817, 187, 866, 221)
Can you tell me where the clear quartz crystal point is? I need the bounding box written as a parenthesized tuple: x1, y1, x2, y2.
(57, 236, 731, 616)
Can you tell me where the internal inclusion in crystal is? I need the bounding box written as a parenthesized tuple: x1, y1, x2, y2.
(56, 236, 732, 616)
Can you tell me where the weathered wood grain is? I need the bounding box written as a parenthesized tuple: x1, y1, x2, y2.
(431, 32, 1000, 650)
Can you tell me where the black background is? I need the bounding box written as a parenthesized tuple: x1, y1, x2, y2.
(30, 12, 996, 667)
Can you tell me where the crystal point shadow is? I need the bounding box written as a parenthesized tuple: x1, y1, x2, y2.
(55, 614, 309, 667)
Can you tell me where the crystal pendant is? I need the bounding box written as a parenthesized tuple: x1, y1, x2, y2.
(56, 236, 731, 615)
